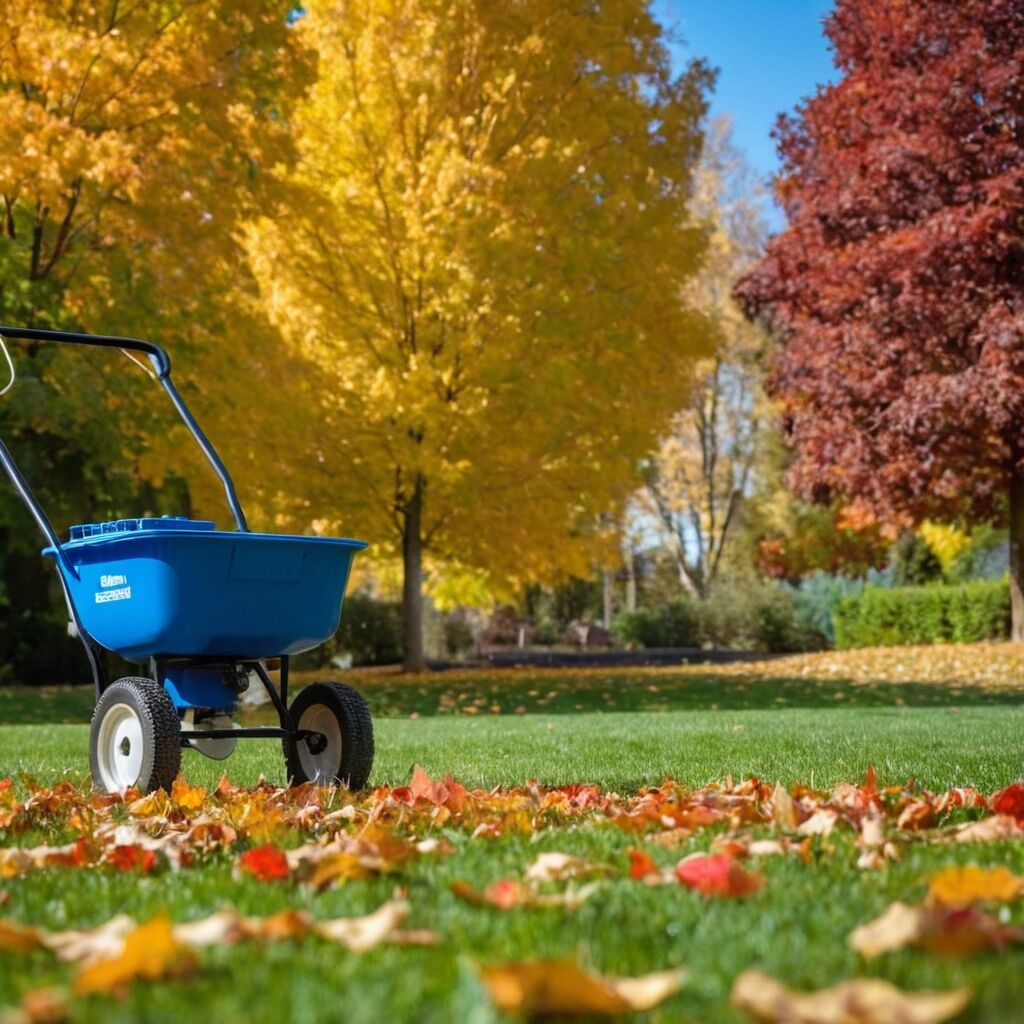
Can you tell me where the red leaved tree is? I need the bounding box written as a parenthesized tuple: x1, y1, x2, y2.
(737, 0, 1024, 637)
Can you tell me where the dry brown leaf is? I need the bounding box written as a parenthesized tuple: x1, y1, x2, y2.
(479, 960, 687, 1015)
(388, 928, 440, 946)
(849, 902, 925, 958)
(771, 782, 798, 831)
(525, 852, 605, 883)
(44, 915, 136, 965)
(649, 827, 693, 848)
(314, 898, 408, 952)
(928, 865, 1023, 905)
(73, 915, 197, 996)
(6, 987, 69, 1024)
(451, 878, 600, 911)
(797, 809, 839, 836)
(952, 815, 1024, 844)
(731, 970, 970, 1024)
(0, 919, 42, 952)
(171, 910, 247, 948)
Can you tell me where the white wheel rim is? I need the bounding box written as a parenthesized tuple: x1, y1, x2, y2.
(97, 702, 145, 792)
(297, 704, 342, 783)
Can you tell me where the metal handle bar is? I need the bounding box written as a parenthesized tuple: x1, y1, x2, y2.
(0, 324, 249, 536)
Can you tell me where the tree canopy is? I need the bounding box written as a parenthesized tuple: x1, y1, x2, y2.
(246, 0, 714, 668)
(737, 0, 1024, 633)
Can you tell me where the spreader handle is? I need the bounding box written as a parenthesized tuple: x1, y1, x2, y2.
(0, 324, 249, 533)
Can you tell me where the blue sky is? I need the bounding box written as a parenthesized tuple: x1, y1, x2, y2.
(654, 0, 837, 206)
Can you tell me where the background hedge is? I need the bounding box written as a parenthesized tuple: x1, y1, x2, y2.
(833, 579, 1009, 649)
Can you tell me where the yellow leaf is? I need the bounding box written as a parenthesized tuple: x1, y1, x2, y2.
(170, 778, 206, 812)
(73, 915, 196, 996)
(928, 865, 1023, 906)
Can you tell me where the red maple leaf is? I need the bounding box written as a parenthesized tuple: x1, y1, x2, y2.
(238, 844, 289, 882)
(676, 854, 763, 898)
(990, 783, 1024, 821)
(108, 844, 157, 874)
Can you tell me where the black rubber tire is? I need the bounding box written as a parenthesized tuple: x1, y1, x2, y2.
(283, 682, 374, 789)
(89, 677, 181, 794)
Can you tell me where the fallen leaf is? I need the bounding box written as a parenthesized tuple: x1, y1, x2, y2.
(6, 987, 70, 1024)
(676, 853, 763, 898)
(797, 809, 839, 837)
(850, 900, 1024, 959)
(451, 879, 599, 911)
(479, 960, 687, 1015)
(172, 910, 246, 948)
(314, 899, 408, 952)
(237, 844, 290, 882)
(989, 783, 1024, 821)
(928, 865, 1022, 906)
(731, 970, 970, 1024)
(45, 915, 136, 965)
(922, 906, 1024, 957)
(628, 848, 658, 880)
(170, 778, 206, 812)
(408, 764, 450, 806)
(107, 844, 157, 874)
(771, 782, 798, 830)
(73, 915, 196, 996)
(952, 815, 1024, 843)
(849, 902, 925, 958)
(526, 852, 603, 882)
(0, 918, 42, 952)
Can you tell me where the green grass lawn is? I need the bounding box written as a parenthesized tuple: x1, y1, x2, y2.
(2, 661, 1024, 1022)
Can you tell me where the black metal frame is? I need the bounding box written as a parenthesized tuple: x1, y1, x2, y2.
(0, 325, 311, 748)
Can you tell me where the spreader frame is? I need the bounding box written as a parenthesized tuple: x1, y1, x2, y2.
(0, 325, 339, 754)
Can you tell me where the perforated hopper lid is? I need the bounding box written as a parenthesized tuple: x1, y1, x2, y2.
(67, 516, 216, 541)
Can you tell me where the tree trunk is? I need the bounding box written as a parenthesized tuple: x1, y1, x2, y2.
(602, 570, 613, 629)
(1011, 465, 1024, 643)
(625, 552, 637, 613)
(402, 475, 426, 672)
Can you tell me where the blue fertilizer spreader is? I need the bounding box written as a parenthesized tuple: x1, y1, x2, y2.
(0, 325, 374, 794)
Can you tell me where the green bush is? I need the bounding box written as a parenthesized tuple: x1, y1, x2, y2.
(296, 593, 403, 668)
(833, 579, 1009, 649)
(612, 608, 667, 648)
(613, 585, 822, 654)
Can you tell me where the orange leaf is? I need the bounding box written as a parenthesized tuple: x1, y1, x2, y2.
(74, 914, 196, 996)
(238, 844, 289, 882)
(676, 854, 763, 898)
(0, 919, 42, 952)
(628, 848, 658, 880)
(479, 960, 687, 1015)
(409, 764, 449, 806)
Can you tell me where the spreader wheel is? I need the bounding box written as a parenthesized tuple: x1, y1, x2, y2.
(90, 677, 181, 794)
(283, 682, 374, 789)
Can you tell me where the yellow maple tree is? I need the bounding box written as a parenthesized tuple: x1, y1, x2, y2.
(244, 0, 714, 669)
(0, 1, 310, 496)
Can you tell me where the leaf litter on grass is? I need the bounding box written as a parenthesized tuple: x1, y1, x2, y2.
(2, 764, 1023, 1019)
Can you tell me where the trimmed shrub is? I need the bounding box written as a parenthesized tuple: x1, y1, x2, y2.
(612, 608, 667, 648)
(613, 586, 822, 653)
(833, 579, 1009, 649)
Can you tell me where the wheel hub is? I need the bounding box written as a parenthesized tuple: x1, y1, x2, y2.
(96, 702, 145, 791)
(305, 731, 328, 755)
